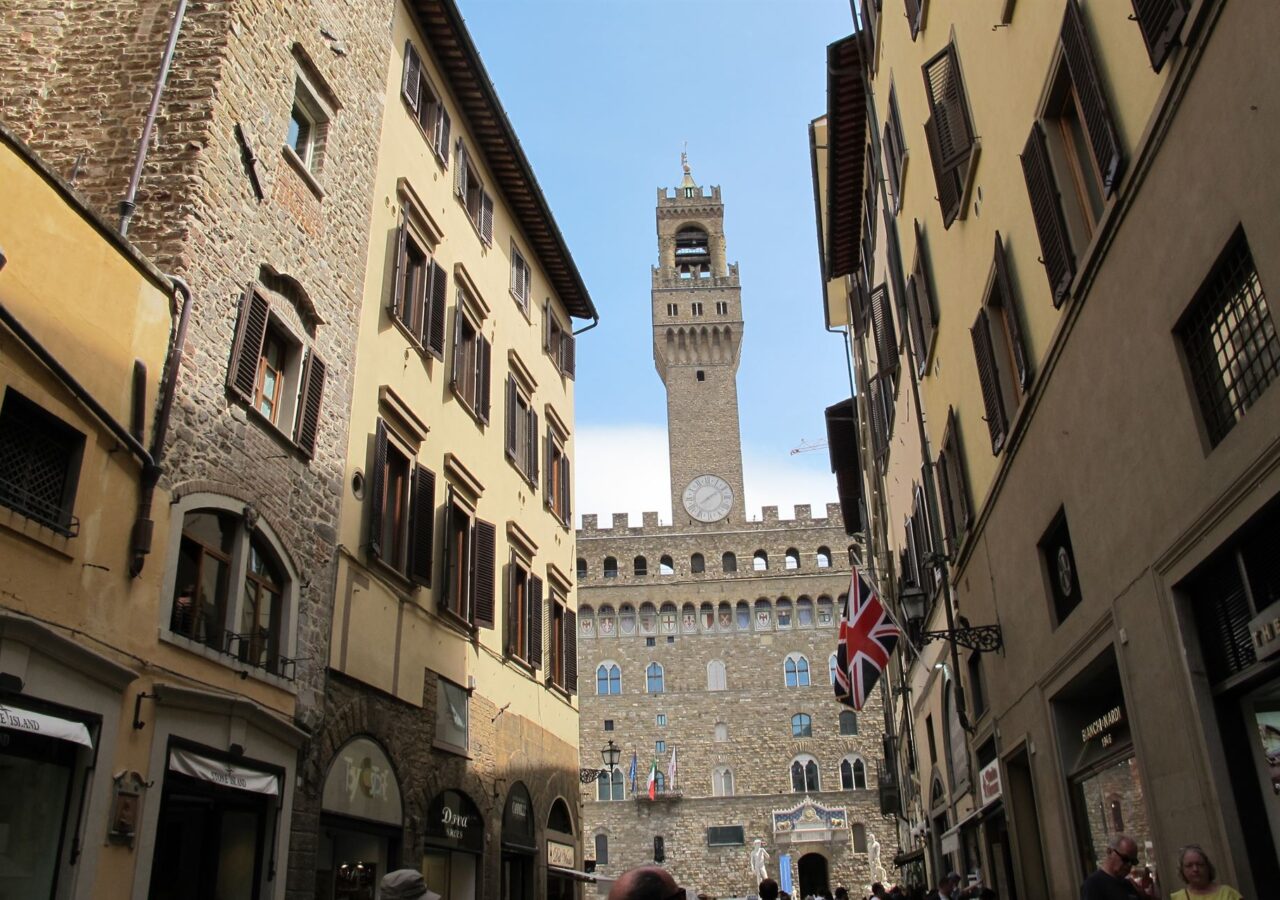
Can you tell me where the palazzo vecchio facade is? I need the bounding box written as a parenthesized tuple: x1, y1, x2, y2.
(575, 168, 893, 898)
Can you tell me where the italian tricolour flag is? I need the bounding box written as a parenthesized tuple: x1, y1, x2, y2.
(647, 760, 657, 800)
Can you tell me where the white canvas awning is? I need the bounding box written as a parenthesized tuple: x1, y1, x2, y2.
(0, 703, 93, 748)
(169, 747, 279, 796)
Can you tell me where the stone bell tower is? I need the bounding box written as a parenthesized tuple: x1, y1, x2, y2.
(653, 157, 746, 525)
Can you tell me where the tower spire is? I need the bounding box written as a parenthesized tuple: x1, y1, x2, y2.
(680, 143, 697, 190)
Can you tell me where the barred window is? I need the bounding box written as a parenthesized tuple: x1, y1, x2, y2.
(1179, 229, 1278, 447)
(0, 390, 84, 535)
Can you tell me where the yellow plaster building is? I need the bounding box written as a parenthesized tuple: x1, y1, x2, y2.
(291, 3, 598, 899)
(815, 0, 1280, 896)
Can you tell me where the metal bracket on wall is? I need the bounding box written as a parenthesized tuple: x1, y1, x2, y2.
(920, 624, 1004, 654)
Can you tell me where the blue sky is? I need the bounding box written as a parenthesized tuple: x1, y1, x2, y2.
(458, 0, 856, 524)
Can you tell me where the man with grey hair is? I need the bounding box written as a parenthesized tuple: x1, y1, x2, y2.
(1081, 834, 1141, 899)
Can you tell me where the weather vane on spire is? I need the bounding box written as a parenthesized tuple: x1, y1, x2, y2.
(682, 141, 691, 176)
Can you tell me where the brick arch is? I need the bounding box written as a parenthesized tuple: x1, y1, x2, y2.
(304, 693, 407, 795)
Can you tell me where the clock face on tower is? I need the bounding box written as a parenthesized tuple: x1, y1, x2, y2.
(682, 474, 733, 523)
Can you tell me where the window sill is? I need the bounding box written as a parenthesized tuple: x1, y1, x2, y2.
(510, 290, 531, 322)
(389, 315, 440, 363)
(437, 605, 479, 638)
(240, 403, 310, 461)
(432, 739, 472, 759)
(281, 145, 325, 200)
(0, 505, 75, 557)
(506, 653, 536, 676)
(457, 197, 491, 248)
(545, 679, 573, 703)
(451, 390, 485, 429)
(159, 629, 298, 693)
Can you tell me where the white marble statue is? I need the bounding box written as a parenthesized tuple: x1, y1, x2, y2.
(749, 838, 771, 883)
(868, 832, 887, 884)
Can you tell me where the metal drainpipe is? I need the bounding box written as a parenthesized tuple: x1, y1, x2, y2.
(571, 313, 599, 337)
(118, 0, 189, 237)
(130, 275, 193, 577)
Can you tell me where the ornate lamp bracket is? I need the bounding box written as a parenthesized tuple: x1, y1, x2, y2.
(920, 624, 1004, 654)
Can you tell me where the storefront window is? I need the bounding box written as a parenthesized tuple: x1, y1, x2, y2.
(0, 729, 76, 900)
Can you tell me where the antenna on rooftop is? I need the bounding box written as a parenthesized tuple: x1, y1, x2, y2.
(790, 438, 828, 455)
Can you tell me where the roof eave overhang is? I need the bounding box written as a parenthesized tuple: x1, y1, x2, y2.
(826, 33, 868, 280)
(409, 0, 597, 321)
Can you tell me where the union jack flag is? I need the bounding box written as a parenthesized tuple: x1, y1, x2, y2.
(834, 566, 901, 710)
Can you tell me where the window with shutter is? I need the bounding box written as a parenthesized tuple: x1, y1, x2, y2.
(442, 489, 473, 622)
(227, 284, 325, 457)
(905, 220, 937, 377)
(456, 140, 494, 244)
(884, 85, 908, 213)
(367, 418, 414, 573)
(471, 518, 496, 628)
(506, 552, 540, 665)
(971, 308, 1009, 455)
(450, 284, 489, 424)
(409, 465, 435, 586)
(904, 0, 926, 40)
(388, 205, 446, 359)
(510, 245, 531, 313)
(935, 408, 971, 556)
(505, 373, 538, 483)
(869, 283, 899, 381)
(867, 374, 888, 464)
(1130, 0, 1186, 73)
(400, 41, 451, 165)
(1021, 123, 1075, 306)
(545, 421, 571, 526)
(921, 43, 976, 229)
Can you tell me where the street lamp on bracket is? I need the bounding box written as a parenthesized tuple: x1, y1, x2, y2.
(580, 739, 622, 783)
(899, 584, 1003, 655)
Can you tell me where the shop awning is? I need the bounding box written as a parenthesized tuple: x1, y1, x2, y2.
(893, 847, 925, 867)
(0, 703, 93, 748)
(547, 865, 597, 883)
(169, 747, 280, 796)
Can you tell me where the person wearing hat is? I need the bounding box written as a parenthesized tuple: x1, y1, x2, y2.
(379, 869, 441, 900)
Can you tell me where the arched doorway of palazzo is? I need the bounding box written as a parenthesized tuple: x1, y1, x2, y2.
(798, 852, 830, 899)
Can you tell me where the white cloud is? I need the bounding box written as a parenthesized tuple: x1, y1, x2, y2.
(574, 423, 839, 527)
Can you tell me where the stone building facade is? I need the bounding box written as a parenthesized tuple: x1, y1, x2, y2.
(3, 1, 393, 897)
(576, 172, 893, 899)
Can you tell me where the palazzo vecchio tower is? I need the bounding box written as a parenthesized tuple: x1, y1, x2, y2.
(575, 163, 893, 898)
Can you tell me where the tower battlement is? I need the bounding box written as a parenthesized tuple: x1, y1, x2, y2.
(657, 184, 721, 203)
(577, 503, 844, 536)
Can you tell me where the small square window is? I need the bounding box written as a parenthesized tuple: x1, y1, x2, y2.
(0, 389, 85, 536)
(436, 678, 469, 753)
(1040, 508, 1082, 625)
(656, 740, 666, 754)
(646, 636, 656, 647)
(604, 719, 614, 731)
(285, 78, 329, 176)
(696, 370, 705, 382)
(657, 713, 667, 726)
(666, 635, 675, 644)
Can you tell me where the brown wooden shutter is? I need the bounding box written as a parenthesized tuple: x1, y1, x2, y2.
(909, 220, 937, 376)
(944, 408, 971, 532)
(228, 286, 270, 401)
(453, 142, 466, 197)
(295, 350, 326, 457)
(504, 557, 517, 655)
(449, 303, 464, 392)
(389, 216, 408, 324)
(565, 453, 576, 524)
(853, 278, 871, 338)
(425, 259, 447, 360)
(905, 275, 927, 377)
(409, 464, 435, 587)
(436, 107, 451, 167)
(529, 410, 539, 483)
(471, 518, 496, 628)
(905, 0, 923, 39)
(564, 608, 577, 694)
(368, 419, 388, 559)
(542, 300, 552, 352)
(869, 283, 898, 377)
(505, 376, 518, 460)
(825, 398, 865, 535)
(480, 192, 494, 244)
(971, 308, 1008, 454)
(924, 117, 962, 229)
(562, 332, 576, 380)
(1021, 123, 1075, 306)
(1131, 0, 1186, 73)
(883, 123, 901, 213)
(476, 335, 491, 424)
(935, 449, 957, 554)
(401, 41, 421, 113)
(868, 374, 887, 463)
(529, 576, 544, 667)
(544, 429, 553, 508)
(993, 231, 1031, 391)
(1061, 0, 1125, 194)
(439, 489, 456, 613)
(922, 45, 973, 171)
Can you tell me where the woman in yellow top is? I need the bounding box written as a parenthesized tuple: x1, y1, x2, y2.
(1170, 845, 1242, 900)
